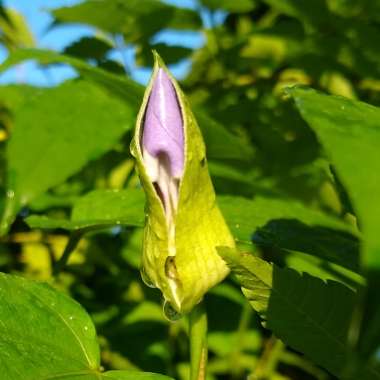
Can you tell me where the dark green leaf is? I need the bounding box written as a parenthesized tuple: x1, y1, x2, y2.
(263, 0, 331, 27)
(288, 86, 380, 361)
(287, 86, 380, 270)
(64, 36, 114, 61)
(200, 0, 255, 12)
(218, 195, 359, 270)
(218, 248, 379, 379)
(136, 43, 192, 66)
(51, 0, 201, 41)
(254, 219, 360, 273)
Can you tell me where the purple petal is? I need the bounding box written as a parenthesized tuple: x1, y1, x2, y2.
(142, 68, 184, 178)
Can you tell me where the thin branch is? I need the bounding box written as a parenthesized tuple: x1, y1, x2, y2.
(53, 231, 83, 276)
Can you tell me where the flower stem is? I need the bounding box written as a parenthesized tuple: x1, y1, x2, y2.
(189, 302, 208, 380)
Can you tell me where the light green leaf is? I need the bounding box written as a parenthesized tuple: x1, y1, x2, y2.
(0, 80, 135, 235)
(218, 195, 359, 271)
(25, 188, 145, 231)
(0, 272, 173, 380)
(0, 8, 35, 50)
(218, 248, 380, 379)
(208, 330, 260, 357)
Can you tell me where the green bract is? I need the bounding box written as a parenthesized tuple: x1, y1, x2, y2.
(131, 53, 235, 314)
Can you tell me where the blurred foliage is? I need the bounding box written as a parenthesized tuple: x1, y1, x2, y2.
(0, 0, 379, 379)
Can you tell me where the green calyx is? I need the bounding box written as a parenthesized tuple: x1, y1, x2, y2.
(131, 52, 235, 314)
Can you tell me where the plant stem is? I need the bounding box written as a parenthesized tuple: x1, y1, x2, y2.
(53, 231, 83, 276)
(189, 302, 208, 380)
(249, 335, 284, 380)
(230, 301, 253, 379)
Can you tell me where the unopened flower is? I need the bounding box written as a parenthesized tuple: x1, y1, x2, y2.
(131, 53, 235, 314)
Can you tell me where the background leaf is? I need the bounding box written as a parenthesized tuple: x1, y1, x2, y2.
(51, 0, 201, 40)
(1, 80, 135, 234)
(200, 0, 255, 12)
(26, 188, 145, 231)
(218, 195, 359, 271)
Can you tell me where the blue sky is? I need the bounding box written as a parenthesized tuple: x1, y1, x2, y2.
(0, 0, 225, 86)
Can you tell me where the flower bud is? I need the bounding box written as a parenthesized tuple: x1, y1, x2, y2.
(131, 52, 235, 314)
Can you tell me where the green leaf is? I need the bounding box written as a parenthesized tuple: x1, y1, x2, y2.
(51, 0, 201, 41)
(287, 86, 380, 360)
(200, 0, 255, 12)
(195, 111, 254, 161)
(263, 0, 331, 27)
(287, 86, 380, 270)
(254, 219, 360, 273)
(218, 248, 380, 379)
(0, 48, 143, 105)
(136, 43, 192, 66)
(26, 188, 145, 231)
(218, 195, 359, 271)
(0, 8, 34, 50)
(0, 272, 173, 380)
(0, 80, 135, 235)
(64, 36, 114, 61)
(0, 84, 40, 112)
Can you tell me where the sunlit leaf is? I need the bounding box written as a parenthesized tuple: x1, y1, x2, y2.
(0, 272, 173, 380)
(26, 188, 145, 231)
(0, 80, 135, 234)
(0, 7, 34, 50)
